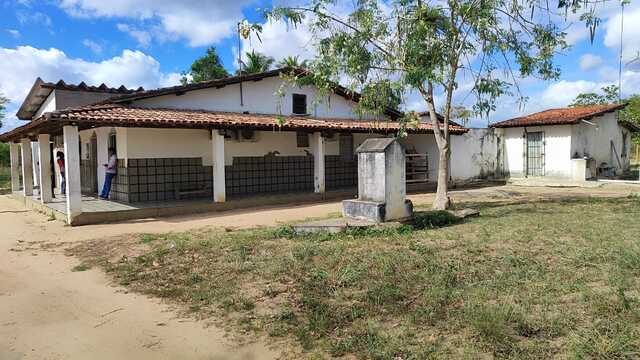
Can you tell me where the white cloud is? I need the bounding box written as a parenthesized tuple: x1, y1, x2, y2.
(604, 5, 640, 61)
(540, 80, 601, 108)
(58, 0, 255, 47)
(241, 19, 315, 67)
(7, 29, 21, 38)
(579, 53, 603, 71)
(82, 39, 103, 54)
(117, 23, 152, 48)
(16, 11, 52, 27)
(0, 46, 181, 132)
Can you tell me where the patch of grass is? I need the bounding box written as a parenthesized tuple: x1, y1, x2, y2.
(0, 166, 10, 193)
(412, 210, 462, 229)
(71, 263, 91, 272)
(72, 197, 640, 358)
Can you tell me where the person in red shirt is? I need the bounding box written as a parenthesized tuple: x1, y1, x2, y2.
(56, 151, 65, 195)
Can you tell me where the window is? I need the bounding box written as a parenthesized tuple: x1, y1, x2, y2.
(108, 131, 117, 152)
(292, 94, 307, 115)
(296, 131, 309, 148)
(339, 133, 354, 160)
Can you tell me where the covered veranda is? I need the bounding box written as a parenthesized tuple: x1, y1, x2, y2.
(0, 104, 465, 225)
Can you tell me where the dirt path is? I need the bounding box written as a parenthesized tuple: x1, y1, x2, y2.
(0, 197, 282, 360)
(1, 183, 638, 359)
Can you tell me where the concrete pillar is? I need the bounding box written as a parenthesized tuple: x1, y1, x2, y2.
(212, 130, 226, 202)
(37, 134, 53, 203)
(9, 142, 21, 192)
(312, 132, 325, 193)
(20, 138, 34, 196)
(63, 125, 82, 224)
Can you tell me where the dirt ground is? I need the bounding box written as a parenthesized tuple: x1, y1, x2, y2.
(1, 183, 639, 359)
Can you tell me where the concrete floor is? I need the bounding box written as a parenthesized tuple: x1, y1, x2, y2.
(19, 188, 357, 225)
(30, 191, 213, 214)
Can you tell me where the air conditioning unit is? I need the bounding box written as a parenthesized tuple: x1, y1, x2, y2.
(238, 129, 258, 142)
(219, 129, 258, 142)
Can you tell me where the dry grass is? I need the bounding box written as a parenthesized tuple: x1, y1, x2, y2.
(70, 196, 640, 359)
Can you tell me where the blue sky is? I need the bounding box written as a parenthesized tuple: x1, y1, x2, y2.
(1, 0, 639, 131)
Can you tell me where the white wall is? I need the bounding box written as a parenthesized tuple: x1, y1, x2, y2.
(450, 129, 503, 180)
(123, 128, 345, 166)
(502, 125, 573, 178)
(125, 128, 213, 164)
(34, 91, 55, 119)
(571, 112, 631, 173)
(132, 77, 378, 120)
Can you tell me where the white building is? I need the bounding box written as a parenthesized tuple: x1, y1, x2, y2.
(491, 104, 638, 180)
(1, 69, 471, 224)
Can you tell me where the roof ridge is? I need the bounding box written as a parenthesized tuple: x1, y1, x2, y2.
(491, 103, 626, 128)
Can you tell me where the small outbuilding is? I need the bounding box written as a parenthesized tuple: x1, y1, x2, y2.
(491, 104, 639, 180)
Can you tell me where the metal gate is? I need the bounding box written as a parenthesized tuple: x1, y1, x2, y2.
(526, 131, 545, 177)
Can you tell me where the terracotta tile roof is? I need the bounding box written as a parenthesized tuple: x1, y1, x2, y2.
(0, 104, 467, 142)
(17, 77, 143, 120)
(490, 103, 626, 128)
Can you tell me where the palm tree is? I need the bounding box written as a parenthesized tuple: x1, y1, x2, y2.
(237, 51, 275, 75)
(277, 55, 308, 69)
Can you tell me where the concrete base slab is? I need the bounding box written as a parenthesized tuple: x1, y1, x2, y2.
(447, 208, 480, 219)
(508, 178, 603, 188)
(11, 189, 358, 226)
(342, 199, 413, 223)
(293, 218, 405, 234)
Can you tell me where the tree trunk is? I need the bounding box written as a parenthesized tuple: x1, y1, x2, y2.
(433, 143, 451, 210)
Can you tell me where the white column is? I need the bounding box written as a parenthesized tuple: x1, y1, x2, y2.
(9, 142, 21, 192)
(211, 130, 226, 202)
(20, 138, 34, 196)
(63, 125, 82, 224)
(37, 134, 53, 203)
(312, 132, 325, 193)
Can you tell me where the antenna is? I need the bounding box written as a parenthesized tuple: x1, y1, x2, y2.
(237, 22, 244, 107)
(618, 0, 625, 101)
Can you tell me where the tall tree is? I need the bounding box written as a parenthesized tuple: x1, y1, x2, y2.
(247, 0, 601, 209)
(0, 92, 7, 129)
(237, 51, 275, 75)
(181, 47, 229, 85)
(278, 55, 308, 69)
(570, 85, 620, 107)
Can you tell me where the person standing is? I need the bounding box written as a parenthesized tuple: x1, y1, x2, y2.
(56, 151, 66, 195)
(100, 148, 117, 199)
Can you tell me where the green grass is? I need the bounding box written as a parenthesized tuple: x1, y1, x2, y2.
(71, 263, 92, 272)
(0, 167, 10, 192)
(72, 197, 640, 359)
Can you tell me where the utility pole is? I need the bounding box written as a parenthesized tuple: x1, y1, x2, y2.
(237, 22, 244, 107)
(618, 0, 625, 101)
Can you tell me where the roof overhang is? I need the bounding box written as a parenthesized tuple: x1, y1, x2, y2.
(0, 105, 467, 143)
(620, 120, 640, 133)
(16, 78, 52, 120)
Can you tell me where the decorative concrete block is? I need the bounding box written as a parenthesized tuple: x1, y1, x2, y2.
(343, 138, 413, 223)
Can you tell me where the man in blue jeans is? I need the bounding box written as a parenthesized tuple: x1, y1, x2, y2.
(100, 148, 117, 199)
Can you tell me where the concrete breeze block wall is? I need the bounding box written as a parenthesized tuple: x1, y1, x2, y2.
(107, 154, 359, 203)
(110, 158, 213, 202)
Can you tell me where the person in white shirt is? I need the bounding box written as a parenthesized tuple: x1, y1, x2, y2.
(99, 148, 117, 199)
